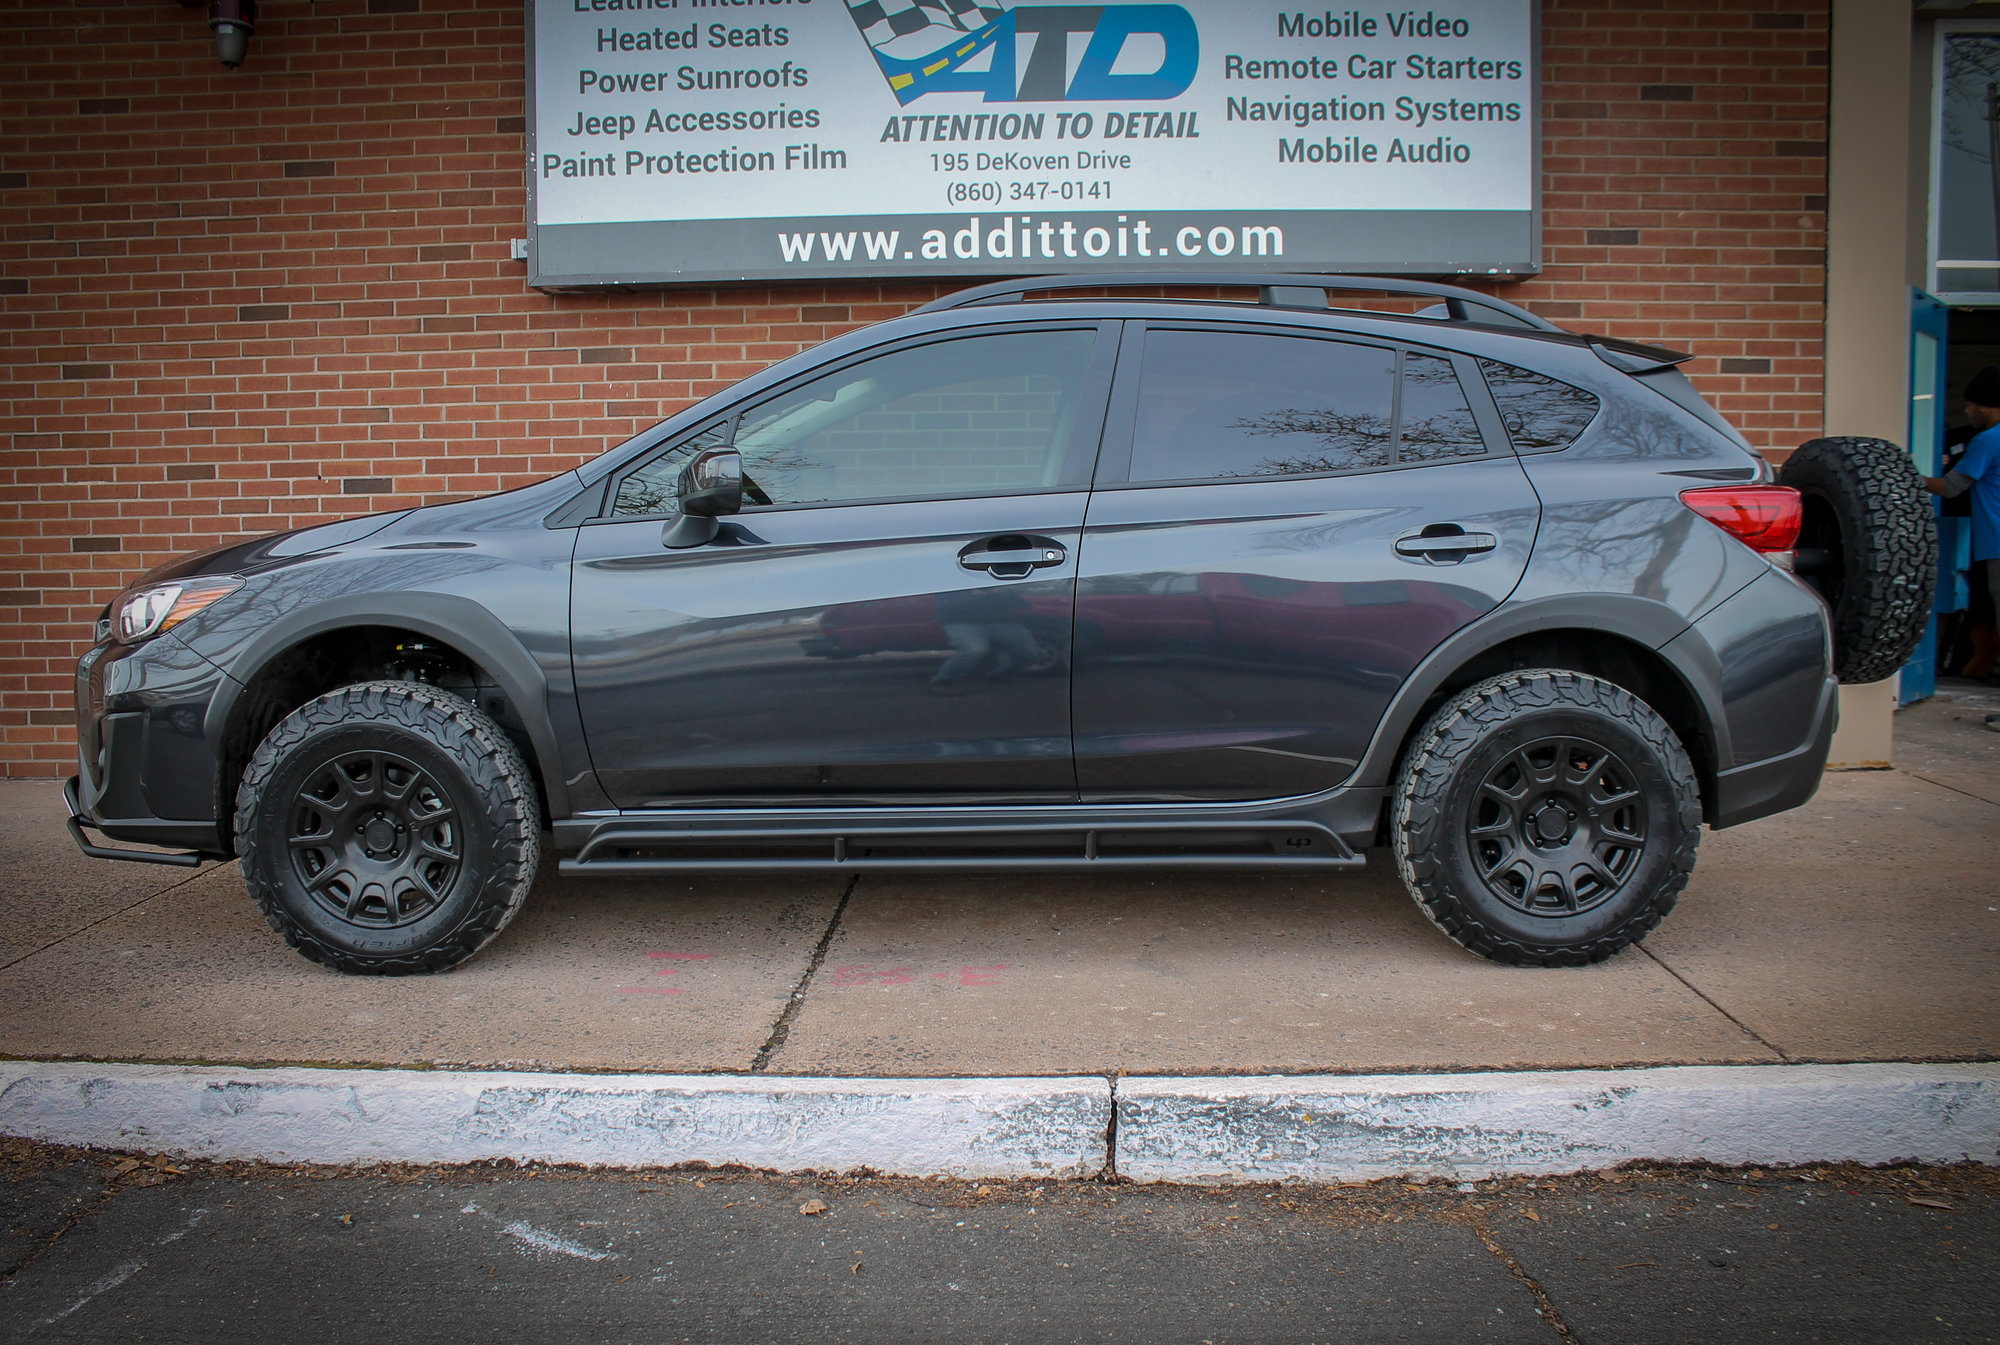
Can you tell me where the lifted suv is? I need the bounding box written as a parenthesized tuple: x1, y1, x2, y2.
(67, 275, 1933, 974)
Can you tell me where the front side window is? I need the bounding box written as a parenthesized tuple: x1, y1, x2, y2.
(609, 329, 1097, 518)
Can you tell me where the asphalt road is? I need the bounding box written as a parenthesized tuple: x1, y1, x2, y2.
(2, 1143, 1993, 1344)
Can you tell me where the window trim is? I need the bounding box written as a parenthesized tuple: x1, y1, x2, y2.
(1090, 321, 1503, 490)
(590, 322, 1119, 523)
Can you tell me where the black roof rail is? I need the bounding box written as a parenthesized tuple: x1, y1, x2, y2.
(910, 272, 1564, 332)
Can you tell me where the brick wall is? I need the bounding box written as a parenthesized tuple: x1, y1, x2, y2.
(0, 0, 1828, 776)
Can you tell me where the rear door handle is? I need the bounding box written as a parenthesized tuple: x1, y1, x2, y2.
(1394, 526, 1499, 563)
(958, 536, 1067, 579)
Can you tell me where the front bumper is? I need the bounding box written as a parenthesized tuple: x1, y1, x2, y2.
(71, 632, 232, 859)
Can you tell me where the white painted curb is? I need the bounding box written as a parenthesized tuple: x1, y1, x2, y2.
(0, 1063, 1109, 1179)
(4, 1060, 1996, 1182)
(1117, 1063, 2000, 1184)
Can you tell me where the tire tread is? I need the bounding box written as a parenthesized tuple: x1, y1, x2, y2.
(233, 680, 540, 976)
(1392, 669, 1702, 967)
(1778, 435, 1937, 685)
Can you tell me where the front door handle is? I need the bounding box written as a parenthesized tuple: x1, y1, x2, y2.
(1394, 525, 1499, 564)
(958, 535, 1067, 579)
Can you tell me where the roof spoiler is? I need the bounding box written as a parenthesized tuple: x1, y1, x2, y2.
(1590, 336, 1694, 374)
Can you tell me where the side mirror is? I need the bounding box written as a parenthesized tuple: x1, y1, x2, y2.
(662, 447, 743, 549)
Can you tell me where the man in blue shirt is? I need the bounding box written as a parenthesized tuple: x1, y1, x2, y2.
(1926, 366, 2000, 629)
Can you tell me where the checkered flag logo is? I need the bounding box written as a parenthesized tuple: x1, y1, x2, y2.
(847, 0, 1011, 101)
(849, 0, 1009, 55)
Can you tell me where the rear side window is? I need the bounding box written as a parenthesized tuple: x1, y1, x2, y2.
(1397, 352, 1485, 462)
(1129, 332, 1489, 483)
(1477, 358, 1601, 453)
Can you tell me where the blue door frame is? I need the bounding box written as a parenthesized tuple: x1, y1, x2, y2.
(1904, 289, 1950, 705)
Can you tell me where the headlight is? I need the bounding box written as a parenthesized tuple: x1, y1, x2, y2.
(114, 579, 242, 644)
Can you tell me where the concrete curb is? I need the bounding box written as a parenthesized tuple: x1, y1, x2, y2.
(0, 1063, 1109, 1179)
(1119, 1063, 2000, 1184)
(1, 1060, 1995, 1181)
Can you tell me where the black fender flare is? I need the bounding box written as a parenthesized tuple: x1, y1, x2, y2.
(202, 592, 572, 819)
(1345, 593, 1734, 792)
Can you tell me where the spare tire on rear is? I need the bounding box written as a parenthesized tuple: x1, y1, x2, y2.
(1777, 436, 1937, 685)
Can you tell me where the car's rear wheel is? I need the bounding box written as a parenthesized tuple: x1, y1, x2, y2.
(1392, 670, 1701, 966)
(234, 681, 539, 974)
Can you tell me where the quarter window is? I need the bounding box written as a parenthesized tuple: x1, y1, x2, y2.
(1477, 358, 1601, 453)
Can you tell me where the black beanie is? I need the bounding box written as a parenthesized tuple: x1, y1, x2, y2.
(1967, 365, 2000, 409)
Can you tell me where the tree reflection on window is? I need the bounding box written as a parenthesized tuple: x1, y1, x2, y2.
(1396, 353, 1485, 462)
(1477, 359, 1601, 453)
(611, 423, 731, 517)
(1229, 405, 1392, 474)
(1131, 331, 1397, 481)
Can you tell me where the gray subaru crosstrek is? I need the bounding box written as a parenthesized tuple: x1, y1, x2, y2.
(66, 275, 1935, 974)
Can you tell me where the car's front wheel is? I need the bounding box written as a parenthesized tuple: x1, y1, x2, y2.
(1392, 670, 1701, 966)
(234, 681, 540, 974)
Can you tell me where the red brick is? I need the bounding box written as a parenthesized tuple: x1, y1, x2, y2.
(0, 0, 1829, 774)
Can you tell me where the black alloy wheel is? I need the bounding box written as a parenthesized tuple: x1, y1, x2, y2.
(288, 749, 463, 929)
(1393, 669, 1701, 966)
(235, 681, 540, 975)
(1465, 735, 1648, 918)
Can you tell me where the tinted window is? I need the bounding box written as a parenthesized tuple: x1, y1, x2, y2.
(609, 330, 1095, 516)
(611, 422, 730, 517)
(1477, 358, 1601, 453)
(1132, 331, 1396, 481)
(736, 330, 1092, 505)
(1398, 353, 1486, 462)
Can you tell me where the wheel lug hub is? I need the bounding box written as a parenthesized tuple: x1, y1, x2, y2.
(361, 813, 400, 857)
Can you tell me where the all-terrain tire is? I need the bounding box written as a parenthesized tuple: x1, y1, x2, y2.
(1777, 436, 1937, 685)
(1392, 670, 1702, 967)
(234, 680, 540, 975)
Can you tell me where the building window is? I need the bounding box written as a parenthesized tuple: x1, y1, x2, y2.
(1933, 23, 2000, 302)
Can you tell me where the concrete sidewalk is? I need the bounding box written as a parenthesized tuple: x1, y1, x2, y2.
(3, 695, 1997, 1180)
(3, 696, 1995, 1080)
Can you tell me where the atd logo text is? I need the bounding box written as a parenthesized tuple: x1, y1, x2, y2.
(847, 2, 1198, 105)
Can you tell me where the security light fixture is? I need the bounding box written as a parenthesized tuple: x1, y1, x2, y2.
(208, 0, 256, 68)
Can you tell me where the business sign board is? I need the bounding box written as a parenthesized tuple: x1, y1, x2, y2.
(527, 0, 1539, 287)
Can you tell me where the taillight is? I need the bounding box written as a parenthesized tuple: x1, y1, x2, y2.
(1678, 485, 1802, 554)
